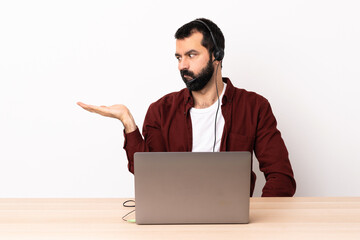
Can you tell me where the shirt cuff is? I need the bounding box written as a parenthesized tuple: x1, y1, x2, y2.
(123, 127, 143, 149)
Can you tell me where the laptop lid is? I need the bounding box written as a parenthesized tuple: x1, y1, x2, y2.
(134, 151, 251, 224)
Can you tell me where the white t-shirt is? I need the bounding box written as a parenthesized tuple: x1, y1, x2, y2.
(190, 83, 227, 152)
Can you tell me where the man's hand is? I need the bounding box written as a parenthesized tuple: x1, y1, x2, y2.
(77, 102, 137, 133)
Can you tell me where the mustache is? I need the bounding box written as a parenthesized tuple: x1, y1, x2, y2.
(180, 70, 195, 79)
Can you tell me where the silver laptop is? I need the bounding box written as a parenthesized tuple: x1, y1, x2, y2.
(134, 151, 251, 225)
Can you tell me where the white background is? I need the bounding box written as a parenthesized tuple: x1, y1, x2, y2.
(1, 0, 359, 197)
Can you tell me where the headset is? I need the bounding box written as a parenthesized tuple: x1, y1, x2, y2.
(194, 19, 224, 61)
(193, 19, 224, 152)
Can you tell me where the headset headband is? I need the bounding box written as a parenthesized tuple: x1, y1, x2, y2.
(194, 19, 224, 61)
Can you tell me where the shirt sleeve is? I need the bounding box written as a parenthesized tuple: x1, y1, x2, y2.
(123, 102, 166, 173)
(254, 99, 296, 197)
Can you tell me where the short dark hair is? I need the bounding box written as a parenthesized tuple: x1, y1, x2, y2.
(175, 18, 225, 58)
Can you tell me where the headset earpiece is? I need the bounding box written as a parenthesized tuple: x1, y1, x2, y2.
(214, 48, 224, 61)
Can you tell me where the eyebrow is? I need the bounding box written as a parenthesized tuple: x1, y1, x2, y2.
(175, 49, 199, 57)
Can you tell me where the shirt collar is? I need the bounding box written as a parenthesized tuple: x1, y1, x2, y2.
(184, 77, 235, 107)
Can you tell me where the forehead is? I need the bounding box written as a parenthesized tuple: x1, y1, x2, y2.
(175, 31, 207, 54)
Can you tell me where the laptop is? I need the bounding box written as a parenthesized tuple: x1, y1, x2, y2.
(134, 151, 251, 224)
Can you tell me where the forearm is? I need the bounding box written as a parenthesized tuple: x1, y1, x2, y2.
(257, 144, 296, 197)
(123, 123, 167, 174)
(122, 103, 167, 174)
(123, 128, 147, 173)
(255, 99, 296, 197)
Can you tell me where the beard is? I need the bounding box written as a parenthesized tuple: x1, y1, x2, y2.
(180, 59, 214, 91)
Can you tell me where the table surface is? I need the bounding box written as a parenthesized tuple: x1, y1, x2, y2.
(0, 197, 359, 240)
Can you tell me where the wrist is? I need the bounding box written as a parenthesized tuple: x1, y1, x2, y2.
(121, 113, 137, 133)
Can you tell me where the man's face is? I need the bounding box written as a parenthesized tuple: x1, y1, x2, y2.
(175, 32, 214, 91)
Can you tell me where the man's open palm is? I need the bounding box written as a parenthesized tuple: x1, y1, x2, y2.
(77, 102, 137, 133)
(77, 102, 129, 119)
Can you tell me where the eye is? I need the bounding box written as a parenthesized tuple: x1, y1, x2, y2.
(189, 53, 196, 58)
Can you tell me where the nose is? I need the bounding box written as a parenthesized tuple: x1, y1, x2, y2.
(178, 58, 189, 71)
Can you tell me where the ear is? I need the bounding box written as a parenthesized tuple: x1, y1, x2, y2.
(211, 54, 217, 63)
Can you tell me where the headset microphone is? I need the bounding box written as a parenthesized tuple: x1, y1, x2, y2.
(185, 77, 198, 86)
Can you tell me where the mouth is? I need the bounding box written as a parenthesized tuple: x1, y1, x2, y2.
(183, 75, 193, 81)
(180, 70, 195, 82)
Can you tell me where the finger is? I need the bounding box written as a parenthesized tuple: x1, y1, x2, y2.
(77, 101, 87, 107)
(77, 102, 94, 111)
(85, 104, 104, 112)
(77, 102, 96, 110)
(87, 106, 113, 117)
(77, 102, 101, 113)
(77, 102, 115, 118)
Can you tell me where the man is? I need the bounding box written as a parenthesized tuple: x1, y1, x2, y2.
(78, 18, 296, 197)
